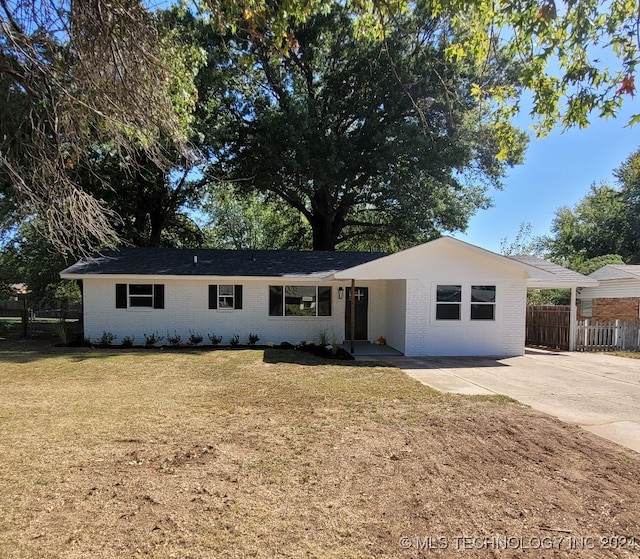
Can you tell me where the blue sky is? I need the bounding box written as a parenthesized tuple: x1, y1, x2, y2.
(452, 101, 639, 253)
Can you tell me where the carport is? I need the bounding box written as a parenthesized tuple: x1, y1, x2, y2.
(509, 255, 599, 350)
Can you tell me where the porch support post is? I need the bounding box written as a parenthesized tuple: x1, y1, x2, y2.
(569, 286, 577, 351)
(350, 278, 356, 354)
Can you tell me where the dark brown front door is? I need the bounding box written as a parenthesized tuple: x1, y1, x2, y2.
(345, 287, 368, 340)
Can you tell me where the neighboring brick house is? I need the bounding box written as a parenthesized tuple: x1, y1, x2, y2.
(577, 265, 640, 322)
(60, 237, 594, 356)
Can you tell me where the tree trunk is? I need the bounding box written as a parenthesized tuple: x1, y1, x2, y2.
(148, 213, 165, 247)
(310, 213, 343, 250)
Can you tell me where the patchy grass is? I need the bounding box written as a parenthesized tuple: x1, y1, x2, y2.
(1, 340, 640, 558)
(612, 350, 640, 360)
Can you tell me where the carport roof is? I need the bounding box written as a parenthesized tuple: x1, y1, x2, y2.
(509, 255, 599, 288)
(588, 264, 640, 281)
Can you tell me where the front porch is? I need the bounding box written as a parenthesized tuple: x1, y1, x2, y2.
(339, 340, 403, 356)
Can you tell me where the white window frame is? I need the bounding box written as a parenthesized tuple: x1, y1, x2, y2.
(435, 284, 462, 321)
(128, 283, 154, 308)
(580, 298, 593, 318)
(218, 284, 234, 309)
(268, 285, 332, 317)
(432, 283, 498, 324)
(470, 285, 496, 321)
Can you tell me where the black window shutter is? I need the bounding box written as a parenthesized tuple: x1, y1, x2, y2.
(318, 286, 332, 316)
(234, 285, 243, 309)
(209, 285, 218, 309)
(269, 286, 283, 316)
(116, 284, 127, 308)
(153, 284, 165, 309)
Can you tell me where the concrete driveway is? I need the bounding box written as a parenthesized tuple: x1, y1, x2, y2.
(378, 348, 640, 454)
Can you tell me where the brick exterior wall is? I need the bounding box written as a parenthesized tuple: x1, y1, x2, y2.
(403, 280, 527, 357)
(579, 297, 640, 322)
(82, 278, 353, 346)
(82, 275, 528, 356)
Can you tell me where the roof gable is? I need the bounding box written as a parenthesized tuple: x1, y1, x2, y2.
(589, 265, 640, 281)
(335, 237, 555, 281)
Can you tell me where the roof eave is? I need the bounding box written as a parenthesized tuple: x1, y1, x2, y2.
(527, 279, 600, 289)
(59, 272, 342, 281)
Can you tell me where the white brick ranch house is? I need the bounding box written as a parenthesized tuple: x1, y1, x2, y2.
(60, 237, 594, 356)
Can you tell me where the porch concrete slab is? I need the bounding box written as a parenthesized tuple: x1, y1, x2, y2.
(377, 349, 640, 454)
(341, 341, 403, 356)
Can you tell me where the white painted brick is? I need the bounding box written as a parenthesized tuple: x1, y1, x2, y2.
(82, 276, 527, 356)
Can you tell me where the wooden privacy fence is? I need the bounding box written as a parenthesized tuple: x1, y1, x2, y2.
(526, 305, 571, 350)
(577, 320, 640, 351)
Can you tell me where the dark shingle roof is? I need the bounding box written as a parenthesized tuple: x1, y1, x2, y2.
(508, 254, 598, 286)
(60, 248, 388, 278)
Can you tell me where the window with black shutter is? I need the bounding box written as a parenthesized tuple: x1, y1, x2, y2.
(115, 283, 164, 309)
(116, 284, 127, 308)
(209, 285, 243, 310)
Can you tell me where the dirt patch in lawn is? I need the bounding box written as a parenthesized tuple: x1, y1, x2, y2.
(1, 341, 639, 558)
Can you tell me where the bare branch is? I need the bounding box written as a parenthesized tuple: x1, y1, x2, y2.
(0, 0, 189, 257)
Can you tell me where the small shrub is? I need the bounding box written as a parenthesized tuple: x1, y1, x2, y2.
(330, 333, 340, 354)
(319, 329, 330, 346)
(296, 340, 354, 361)
(96, 331, 116, 346)
(229, 334, 240, 346)
(51, 322, 68, 345)
(167, 331, 182, 346)
(188, 330, 203, 346)
(144, 332, 163, 347)
(248, 332, 260, 345)
(121, 336, 134, 348)
(208, 333, 222, 346)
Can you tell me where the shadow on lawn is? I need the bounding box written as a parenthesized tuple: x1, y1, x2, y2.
(0, 339, 204, 363)
(0, 339, 389, 367)
(0, 339, 123, 364)
(262, 348, 386, 367)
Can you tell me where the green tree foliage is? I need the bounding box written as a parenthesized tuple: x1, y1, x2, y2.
(543, 183, 628, 269)
(614, 149, 640, 262)
(210, 5, 527, 250)
(71, 145, 206, 248)
(3, 0, 640, 258)
(543, 148, 640, 269)
(206, 0, 640, 131)
(431, 0, 640, 132)
(0, 224, 80, 305)
(202, 184, 311, 250)
(0, 1, 203, 256)
(575, 254, 626, 276)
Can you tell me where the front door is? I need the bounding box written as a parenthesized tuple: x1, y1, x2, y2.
(345, 287, 368, 340)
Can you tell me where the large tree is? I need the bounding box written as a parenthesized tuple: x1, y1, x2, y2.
(210, 5, 527, 250)
(615, 148, 640, 262)
(0, 0, 199, 255)
(71, 145, 206, 248)
(543, 183, 627, 268)
(3, 0, 639, 256)
(543, 147, 640, 268)
(223, 0, 640, 129)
